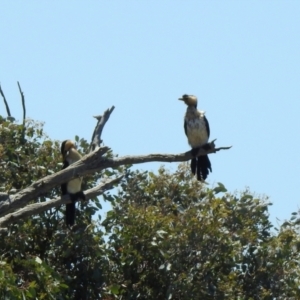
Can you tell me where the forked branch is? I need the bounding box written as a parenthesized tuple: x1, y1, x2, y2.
(0, 140, 231, 218)
(0, 105, 232, 231)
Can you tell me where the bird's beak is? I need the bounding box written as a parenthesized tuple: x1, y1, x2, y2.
(178, 98, 184, 101)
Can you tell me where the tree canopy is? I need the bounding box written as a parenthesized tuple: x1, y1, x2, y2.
(0, 93, 300, 299)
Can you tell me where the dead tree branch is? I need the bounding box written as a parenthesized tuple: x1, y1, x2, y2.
(17, 82, 26, 123)
(0, 83, 13, 119)
(0, 104, 231, 231)
(17, 82, 26, 143)
(89, 106, 115, 153)
(0, 175, 123, 228)
(0, 140, 231, 218)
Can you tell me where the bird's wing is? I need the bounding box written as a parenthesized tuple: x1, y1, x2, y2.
(184, 120, 188, 136)
(61, 160, 69, 195)
(204, 116, 210, 138)
(62, 160, 69, 170)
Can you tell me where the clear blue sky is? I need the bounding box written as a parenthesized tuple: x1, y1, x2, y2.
(1, 1, 300, 226)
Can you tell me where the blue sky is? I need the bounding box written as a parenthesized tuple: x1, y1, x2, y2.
(1, 1, 300, 226)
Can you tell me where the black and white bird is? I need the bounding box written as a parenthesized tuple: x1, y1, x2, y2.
(179, 94, 212, 181)
(61, 140, 85, 226)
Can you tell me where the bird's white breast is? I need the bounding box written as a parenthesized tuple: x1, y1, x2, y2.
(66, 148, 82, 193)
(67, 178, 82, 193)
(185, 111, 208, 148)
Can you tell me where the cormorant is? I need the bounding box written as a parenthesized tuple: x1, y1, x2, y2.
(61, 140, 85, 226)
(179, 94, 212, 181)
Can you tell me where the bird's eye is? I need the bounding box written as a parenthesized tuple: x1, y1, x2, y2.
(182, 94, 188, 98)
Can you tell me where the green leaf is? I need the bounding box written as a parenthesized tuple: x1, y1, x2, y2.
(110, 284, 120, 295)
(213, 182, 227, 194)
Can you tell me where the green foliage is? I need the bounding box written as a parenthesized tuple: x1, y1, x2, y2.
(103, 166, 300, 299)
(0, 117, 118, 299)
(1, 116, 300, 299)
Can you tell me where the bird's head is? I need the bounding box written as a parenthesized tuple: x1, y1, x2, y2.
(178, 94, 198, 108)
(61, 140, 76, 158)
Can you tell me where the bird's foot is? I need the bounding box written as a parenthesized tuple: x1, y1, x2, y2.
(191, 142, 215, 157)
(75, 191, 86, 201)
(202, 143, 212, 151)
(191, 148, 199, 157)
(69, 191, 86, 203)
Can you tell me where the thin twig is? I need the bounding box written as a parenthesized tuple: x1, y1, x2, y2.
(17, 82, 26, 143)
(17, 82, 26, 123)
(0, 84, 12, 117)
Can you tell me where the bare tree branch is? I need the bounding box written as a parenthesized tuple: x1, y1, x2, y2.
(0, 83, 12, 118)
(17, 82, 26, 123)
(0, 146, 110, 217)
(0, 141, 231, 218)
(17, 82, 27, 144)
(0, 175, 123, 228)
(89, 106, 115, 153)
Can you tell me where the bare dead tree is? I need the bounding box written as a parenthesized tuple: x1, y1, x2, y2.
(0, 104, 231, 231)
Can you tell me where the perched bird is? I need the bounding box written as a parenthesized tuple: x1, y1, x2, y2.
(179, 94, 212, 181)
(61, 140, 85, 226)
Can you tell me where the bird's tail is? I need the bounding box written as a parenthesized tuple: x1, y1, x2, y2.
(190, 158, 197, 175)
(65, 191, 85, 226)
(196, 155, 212, 181)
(66, 202, 76, 226)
